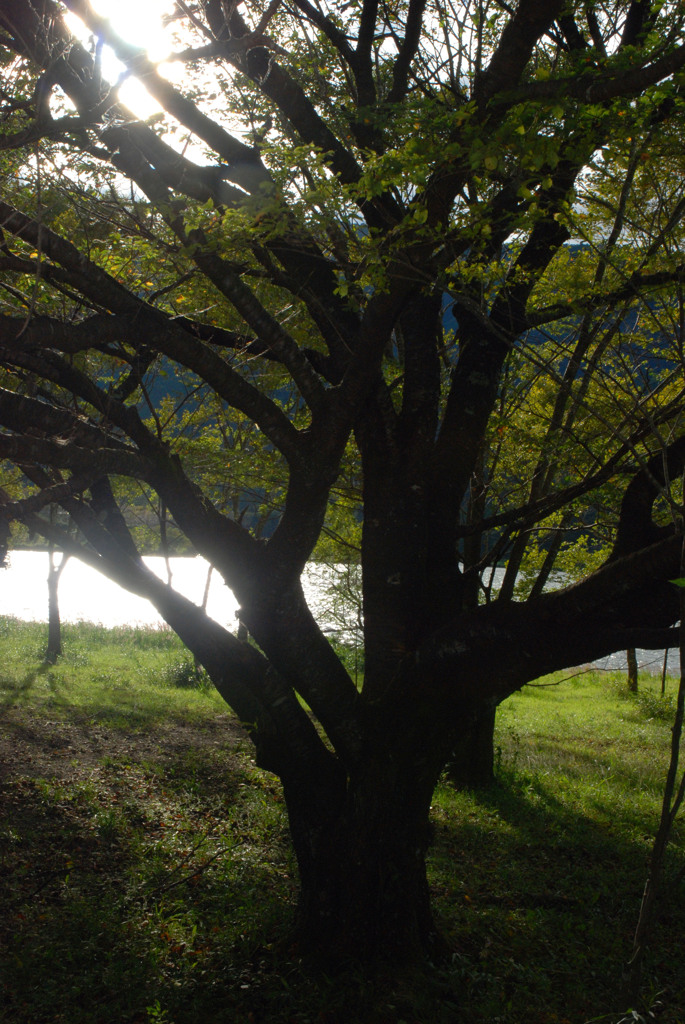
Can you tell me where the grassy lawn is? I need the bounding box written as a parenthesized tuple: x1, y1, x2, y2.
(1, 616, 684, 1024)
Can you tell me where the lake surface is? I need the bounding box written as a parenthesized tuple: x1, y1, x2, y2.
(2, 550, 240, 629)
(0, 550, 678, 676)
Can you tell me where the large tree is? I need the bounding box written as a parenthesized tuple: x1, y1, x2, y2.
(1, 0, 685, 961)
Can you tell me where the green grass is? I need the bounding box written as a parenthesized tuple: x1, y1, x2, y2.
(1, 616, 684, 1023)
(430, 672, 685, 1023)
(0, 617, 227, 727)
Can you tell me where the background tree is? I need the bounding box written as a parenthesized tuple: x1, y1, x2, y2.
(44, 506, 69, 664)
(1, 0, 685, 963)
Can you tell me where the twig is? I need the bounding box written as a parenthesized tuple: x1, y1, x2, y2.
(526, 666, 596, 687)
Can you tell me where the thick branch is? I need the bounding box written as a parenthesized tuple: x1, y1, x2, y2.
(387, 0, 428, 105)
(502, 41, 685, 109)
(420, 533, 682, 713)
(354, 0, 379, 108)
(0, 432, 149, 479)
(0, 387, 132, 453)
(474, 0, 567, 111)
(4, 495, 339, 784)
(0, 201, 145, 316)
(290, 0, 356, 63)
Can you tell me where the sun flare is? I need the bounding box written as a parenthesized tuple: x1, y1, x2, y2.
(63, 0, 177, 119)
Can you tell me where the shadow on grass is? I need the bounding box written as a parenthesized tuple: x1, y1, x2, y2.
(3, 753, 684, 1024)
(0, 664, 54, 708)
(428, 770, 685, 1023)
(0, 677, 230, 740)
(0, 745, 299, 1024)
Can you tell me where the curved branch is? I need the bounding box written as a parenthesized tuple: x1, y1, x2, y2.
(612, 435, 685, 558)
(501, 41, 685, 109)
(290, 0, 356, 64)
(474, 0, 567, 111)
(0, 433, 150, 479)
(0, 318, 304, 469)
(387, 0, 428, 105)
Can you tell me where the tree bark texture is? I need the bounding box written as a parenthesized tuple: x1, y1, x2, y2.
(45, 547, 68, 664)
(627, 648, 639, 693)
(285, 753, 443, 961)
(445, 704, 497, 789)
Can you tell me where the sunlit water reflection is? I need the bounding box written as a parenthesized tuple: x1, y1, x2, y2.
(1, 550, 239, 629)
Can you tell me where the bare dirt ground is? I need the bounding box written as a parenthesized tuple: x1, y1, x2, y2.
(0, 705, 248, 784)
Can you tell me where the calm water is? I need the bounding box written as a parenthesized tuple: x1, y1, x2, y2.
(0, 550, 678, 675)
(1, 550, 239, 628)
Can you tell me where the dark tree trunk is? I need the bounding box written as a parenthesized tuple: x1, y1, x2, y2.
(284, 756, 444, 962)
(45, 547, 68, 665)
(445, 703, 497, 789)
(627, 648, 639, 692)
(45, 571, 61, 663)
